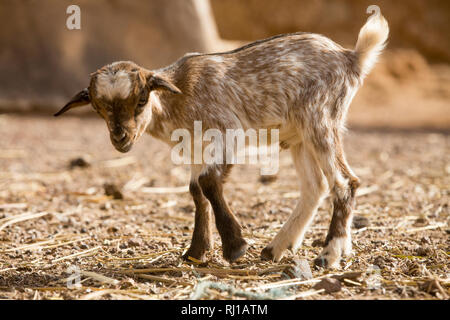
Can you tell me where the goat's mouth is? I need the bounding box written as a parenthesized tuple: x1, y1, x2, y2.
(110, 135, 133, 153)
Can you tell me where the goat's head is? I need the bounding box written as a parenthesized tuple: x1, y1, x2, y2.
(55, 61, 181, 153)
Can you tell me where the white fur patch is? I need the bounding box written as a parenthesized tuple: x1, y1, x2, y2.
(96, 70, 131, 100)
(317, 237, 352, 269)
(208, 55, 224, 63)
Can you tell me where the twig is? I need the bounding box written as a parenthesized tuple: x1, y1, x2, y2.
(136, 274, 191, 286)
(0, 203, 27, 210)
(52, 246, 101, 263)
(283, 289, 325, 300)
(0, 212, 50, 232)
(405, 223, 446, 233)
(101, 156, 136, 168)
(79, 270, 120, 286)
(122, 266, 263, 277)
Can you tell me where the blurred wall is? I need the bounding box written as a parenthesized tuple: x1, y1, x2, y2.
(0, 0, 223, 112)
(0, 0, 448, 129)
(211, 0, 450, 63)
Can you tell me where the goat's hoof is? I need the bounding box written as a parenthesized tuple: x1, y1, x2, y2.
(260, 246, 275, 261)
(223, 239, 248, 263)
(313, 256, 329, 268)
(314, 237, 349, 269)
(182, 249, 207, 263)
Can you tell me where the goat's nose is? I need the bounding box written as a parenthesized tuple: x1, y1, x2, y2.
(112, 126, 123, 136)
(112, 127, 126, 141)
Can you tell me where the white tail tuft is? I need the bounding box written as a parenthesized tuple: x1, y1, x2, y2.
(355, 5, 389, 78)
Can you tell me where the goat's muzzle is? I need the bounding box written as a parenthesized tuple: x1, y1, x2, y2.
(110, 127, 133, 153)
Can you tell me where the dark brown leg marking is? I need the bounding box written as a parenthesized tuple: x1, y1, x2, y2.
(324, 143, 360, 246)
(183, 181, 213, 262)
(198, 166, 248, 263)
(314, 136, 360, 267)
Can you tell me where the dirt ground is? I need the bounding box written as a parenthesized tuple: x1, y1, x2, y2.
(0, 114, 448, 300)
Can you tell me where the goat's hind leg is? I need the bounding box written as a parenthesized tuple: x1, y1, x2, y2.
(261, 143, 327, 261)
(313, 135, 360, 268)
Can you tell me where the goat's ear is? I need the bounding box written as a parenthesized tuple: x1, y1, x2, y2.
(54, 88, 90, 117)
(146, 74, 182, 94)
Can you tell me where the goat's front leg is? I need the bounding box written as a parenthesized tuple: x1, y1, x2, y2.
(198, 165, 248, 263)
(183, 166, 213, 262)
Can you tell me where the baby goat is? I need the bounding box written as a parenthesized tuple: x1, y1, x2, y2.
(55, 9, 389, 268)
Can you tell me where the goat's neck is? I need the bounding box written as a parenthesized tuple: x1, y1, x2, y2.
(145, 91, 178, 145)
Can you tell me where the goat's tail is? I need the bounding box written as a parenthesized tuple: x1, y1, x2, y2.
(354, 5, 389, 78)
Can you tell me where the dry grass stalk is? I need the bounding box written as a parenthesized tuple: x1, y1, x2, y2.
(79, 270, 120, 286)
(52, 246, 102, 263)
(0, 203, 27, 210)
(122, 266, 280, 277)
(102, 248, 183, 261)
(135, 274, 192, 286)
(101, 156, 137, 168)
(247, 277, 321, 291)
(41, 237, 91, 250)
(0, 211, 50, 232)
(405, 223, 446, 233)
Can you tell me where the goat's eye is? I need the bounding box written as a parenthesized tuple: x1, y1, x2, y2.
(138, 98, 146, 107)
(135, 97, 147, 115)
(137, 96, 148, 107)
(137, 99, 147, 109)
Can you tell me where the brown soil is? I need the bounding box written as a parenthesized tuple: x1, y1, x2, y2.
(0, 115, 448, 300)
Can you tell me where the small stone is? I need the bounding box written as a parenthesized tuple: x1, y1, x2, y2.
(352, 216, 369, 229)
(16, 266, 32, 272)
(415, 246, 432, 257)
(128, 238, 143, 247)
(332, 271, 363, 282)
(168, 270, 184, 277)
(104, 183, 124, 200)
(373, 256, 385, 269)
(311, 239, 324, 247)
(100, 202, 112, 210)
(259, 174, 278, 184)
(413, 216, 429, 227)
(313, 278, 342, 293)
(69, 157, 90, 169)
(107, 226, 119, 233)
(119, 279, 136, 289)
(119, 243, 128, 249)
(282, 259, 313, 280)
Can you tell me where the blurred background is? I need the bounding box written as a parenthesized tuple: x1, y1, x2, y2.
(0, 0, 449, 129)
